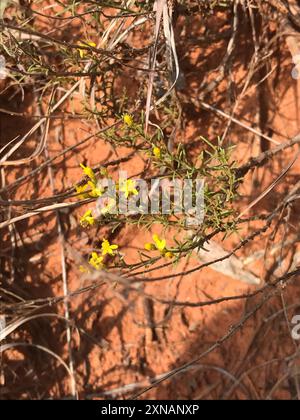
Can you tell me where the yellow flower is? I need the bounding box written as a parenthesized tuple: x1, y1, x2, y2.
(153, 147, 161, 159)
(152, 234, 166, 253)
(78, 41, 96, 58)
(122, 113, 134, 127)
(101, 238, 118, 256)
(119, 179, 138, 198)
(144, 234, 175, 259)
(164, 251, 174, 259)
(80, 163, 96, 183)
(75, 183, 89, 199)
(80, 210, 95, 227)
(87, 180, 103, 198)
(89, 252, 104, 270)
(144, 242, 156, 251)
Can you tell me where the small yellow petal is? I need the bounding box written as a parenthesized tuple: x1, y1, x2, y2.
(78, 41, 96, 58)
(87, 180, 103, 198)
(164, 252, 174, 259)
(122, 113, 134, 127)
(76, 183, 89, 199)
(153, 147, 161, 159)
(152, 234, 166, 252)
(80, 163, 96, 183)
(144, 243, 155, 251)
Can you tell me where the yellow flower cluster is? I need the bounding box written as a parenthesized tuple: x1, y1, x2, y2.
(122, 113, 134, 127)
(144, 234, 174, 259)
(80, 238, 119, 272)
(80, 209, 95, 228)
(77, 163, 107, 227)
(88, 252, 104, 270)
(78, 165, 141, 229)
(76, 163, 104, 199)
(101, 238, 118, 256)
